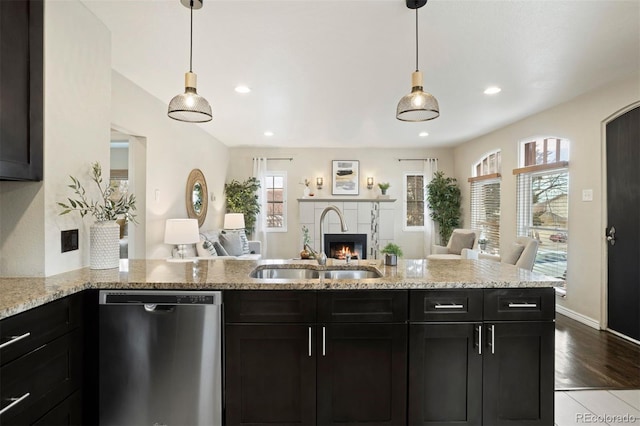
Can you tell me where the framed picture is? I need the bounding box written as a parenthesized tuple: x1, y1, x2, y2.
(332, 160, 359, 195)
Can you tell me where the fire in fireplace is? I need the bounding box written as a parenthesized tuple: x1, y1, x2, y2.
(324, 234, 367, 260)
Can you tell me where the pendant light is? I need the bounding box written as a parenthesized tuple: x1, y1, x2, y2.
(168, 0, 212, 123)
(396, 0, 439, 122)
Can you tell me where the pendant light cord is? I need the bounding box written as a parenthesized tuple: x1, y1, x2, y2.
(415, 7, 419, 72)
(189, 0, 194, 72)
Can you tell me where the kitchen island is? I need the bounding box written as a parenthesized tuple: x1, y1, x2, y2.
(1, 259, 560, 425)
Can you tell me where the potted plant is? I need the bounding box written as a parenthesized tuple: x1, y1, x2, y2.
(224, 177, 261, 236)
(300, 225, 311, 259)
(426, 171, 461, 245)
(58, 162, 137, 269)
(380, 242, 403, 266)
(378, 182, 390, 198)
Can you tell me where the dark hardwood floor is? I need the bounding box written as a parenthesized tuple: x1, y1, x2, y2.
(555, 313, 640, 390)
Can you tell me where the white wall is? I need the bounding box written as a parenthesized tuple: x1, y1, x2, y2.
(1, 0, 111, 276)
(228, 147, 455, 259)
(111, 71, 229, 259)
(453, 76, 640, 325)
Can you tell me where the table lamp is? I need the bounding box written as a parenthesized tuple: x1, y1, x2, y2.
(164, 218, 199, 262)
(223, 213, 245, 230)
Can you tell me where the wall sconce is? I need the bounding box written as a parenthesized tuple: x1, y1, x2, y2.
(367, 177, 374, 190)
(316, 177, 324, 190)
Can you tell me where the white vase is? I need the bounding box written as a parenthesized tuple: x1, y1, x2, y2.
(90, 220, 120, 269)
(303, 186, 311, 198)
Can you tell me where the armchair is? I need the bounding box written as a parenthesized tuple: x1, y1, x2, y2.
(464, 236, 539, 271)
(427, 229, 479, 260)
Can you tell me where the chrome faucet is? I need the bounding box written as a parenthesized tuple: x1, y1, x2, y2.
(310, 205, 349, 265)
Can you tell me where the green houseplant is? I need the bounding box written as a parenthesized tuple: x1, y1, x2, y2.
(224, 177, 261, 236)
(426, 171, 461, 245)
(380, 242, 403, 266)
(378, 182, 390, 195)
(58, 162, 137, 269)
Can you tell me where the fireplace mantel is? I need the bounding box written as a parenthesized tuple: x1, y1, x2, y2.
(297, 198, 396, 202)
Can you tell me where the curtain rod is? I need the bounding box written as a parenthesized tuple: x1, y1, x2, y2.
(253, 157, 293, 161)
(397, 158, 438, 162)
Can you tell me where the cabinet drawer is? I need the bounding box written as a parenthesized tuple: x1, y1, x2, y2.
(484, 288, 555, 321)
(1, 293, 82, 366)
(318, 291, 407, 323)
(0, 329, 82, 425)
(225, 291, 316, 323)
(410, 289, 483, 321)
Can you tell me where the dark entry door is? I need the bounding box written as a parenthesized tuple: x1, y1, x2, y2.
(606, 105, 640, 341)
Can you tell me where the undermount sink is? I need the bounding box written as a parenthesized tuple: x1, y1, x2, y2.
(250, 266, 382, 280)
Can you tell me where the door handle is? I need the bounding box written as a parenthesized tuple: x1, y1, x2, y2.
(606, 226, 616, 246)
(476, 325, 482, 355)
(322, 326, 326, 356)
(308, 327, 312, 357)
(488, 324, 495, 355)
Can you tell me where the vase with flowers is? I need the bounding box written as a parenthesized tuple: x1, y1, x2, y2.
(58, 162, 137, 269)
(300, 225, 312, 259)
(301, 179, 314, 198)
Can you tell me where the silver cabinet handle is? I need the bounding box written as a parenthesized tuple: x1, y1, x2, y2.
(0, 332, 31, 350)
(477, 325, 482, 355)
(434, 303, 464, 309)
(489, 325, 495, 354)
(322, 326, 326, 356)
(0, 392, 30, 416)
(508, 303, 537, 308)
(308, 327, 312, 357)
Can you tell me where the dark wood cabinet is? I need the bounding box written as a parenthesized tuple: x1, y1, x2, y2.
(409, 323, 482, 426)
(0, 293, 85, 425)
(317, 323, 407, 426)
(224, 290, 408, 426)
(0, 0, 43, 181)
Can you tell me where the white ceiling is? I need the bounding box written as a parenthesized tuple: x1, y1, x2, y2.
(83, 0, 640, 149)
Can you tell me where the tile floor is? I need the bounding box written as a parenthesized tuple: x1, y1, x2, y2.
(555, 390, 640, 426)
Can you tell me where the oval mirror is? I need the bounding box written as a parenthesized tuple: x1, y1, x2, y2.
(186, 169, 208, 227)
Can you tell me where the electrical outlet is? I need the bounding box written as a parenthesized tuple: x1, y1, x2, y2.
(582, 189, 593, 202)
(61, 229, 79, 252)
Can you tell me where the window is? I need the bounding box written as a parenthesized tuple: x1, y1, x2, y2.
(469, 150, 501, 253)
(515, 137, 569, 283)
(404, 173, 425, 231)
(264, 172, 287, 232)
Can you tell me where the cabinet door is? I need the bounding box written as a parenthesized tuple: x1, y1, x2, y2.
(408, 323, 482, 426)
(225, 324, 316, 426)
(0, 0, 43, 181)
(32, 391, 82, 426)
(317, 323, 407, 426)
(483, 321, 554, 426)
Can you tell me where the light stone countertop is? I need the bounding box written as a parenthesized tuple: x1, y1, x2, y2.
(0, 258, 562, 319)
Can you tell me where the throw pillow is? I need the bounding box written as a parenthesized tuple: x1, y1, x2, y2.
(448, 232, 476, 255)
(213, 241, 229, 256)
(222, 229, 251, 255)
(219, 232, 244, 256)
(502, 242, 525, 265)
(196, 235, 218, 257)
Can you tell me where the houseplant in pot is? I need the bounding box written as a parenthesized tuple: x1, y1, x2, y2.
(380, 242, 403, 266)
(378, 182, 390, 198)
(426, 171, 461, 245)
(58, 162, 137, 269)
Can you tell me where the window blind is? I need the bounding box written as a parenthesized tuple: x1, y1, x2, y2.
(470, 178, 501, 253)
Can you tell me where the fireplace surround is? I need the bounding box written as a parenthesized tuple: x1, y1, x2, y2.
(324, 234, 367, 260)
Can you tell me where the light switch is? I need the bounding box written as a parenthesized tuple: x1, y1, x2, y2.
(582, 189, 593, 202)
(155, 189, 160, 202)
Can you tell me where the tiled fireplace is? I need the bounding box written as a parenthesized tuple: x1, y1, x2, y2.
(324, 233, 367, 260)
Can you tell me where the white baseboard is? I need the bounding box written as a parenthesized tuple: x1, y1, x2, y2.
(555, 305, 601, 330)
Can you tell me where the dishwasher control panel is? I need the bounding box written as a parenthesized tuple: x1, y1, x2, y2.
(99, 290, 221, 305)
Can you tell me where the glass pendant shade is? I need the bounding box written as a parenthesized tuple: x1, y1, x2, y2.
(168, 72, 212, 123)
(397, 71, 439, 122)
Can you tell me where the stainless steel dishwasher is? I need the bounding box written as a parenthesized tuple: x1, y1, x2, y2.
(98, 290, 222, 426)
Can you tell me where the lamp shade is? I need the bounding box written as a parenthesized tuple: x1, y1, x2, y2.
(164, 218, 200, 245)
(168, 72, 213, 123)
(224, 213, 245, 229)
(396, 71, 439, 122)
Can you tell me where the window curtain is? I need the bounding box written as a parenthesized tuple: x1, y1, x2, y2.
(423, 159, 438, 257)
(252, 158, 268, 257)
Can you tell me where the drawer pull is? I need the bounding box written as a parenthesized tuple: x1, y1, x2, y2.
(0, 392, 30, 416)
(508, 303, 538, 308)
(0, 332, 31, 350)
(322, 326, 326, 357)
(308, 327, 312, 357)
(434, 303, 464, 309)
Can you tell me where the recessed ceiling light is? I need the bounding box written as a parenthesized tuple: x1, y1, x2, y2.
(484, 86, 502, 95)
(264, 131, 274, 137)
(235, 85, 251, 94)
(419, 132, 429, 137)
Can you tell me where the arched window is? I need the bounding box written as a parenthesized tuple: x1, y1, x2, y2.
(468, 150, 501, 253)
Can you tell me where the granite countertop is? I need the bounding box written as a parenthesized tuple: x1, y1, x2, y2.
(0, 258, 562, 319)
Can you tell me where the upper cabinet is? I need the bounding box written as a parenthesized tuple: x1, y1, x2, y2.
(0, 0, 43, 181)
